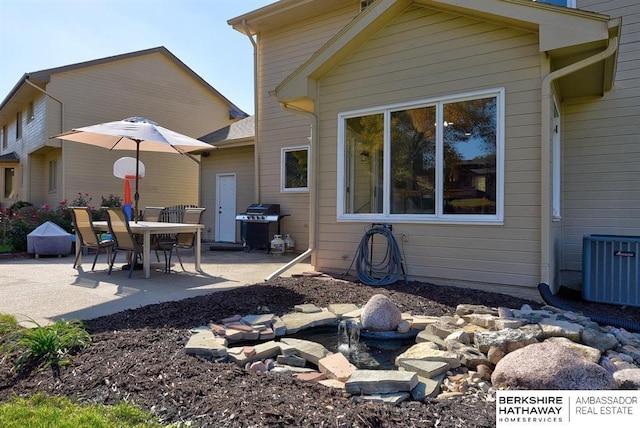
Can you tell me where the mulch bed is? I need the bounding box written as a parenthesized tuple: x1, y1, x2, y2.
(1, 277, 637, 427)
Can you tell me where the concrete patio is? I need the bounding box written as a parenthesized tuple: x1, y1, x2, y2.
(0, 245, 312, 326)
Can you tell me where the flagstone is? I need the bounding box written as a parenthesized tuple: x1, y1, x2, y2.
(345, 370, 418, 395)
(327, 303, 359, 318)
(411, 374, 446, 400)
(280, 311, 337, 334)
(184, 331, 227, 358)
(280, 338, 333, 365)
(395, 343, 461, 368)
(397, 359, 450, 378)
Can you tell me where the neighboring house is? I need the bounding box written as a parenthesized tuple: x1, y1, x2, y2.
(199, 115, 255, 243)
(0, 46, 247, 231)
(227, 0, 639, 300)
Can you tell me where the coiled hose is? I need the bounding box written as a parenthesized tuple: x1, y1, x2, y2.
(538, 283, 640, 332)
(353, 225, 406, 286)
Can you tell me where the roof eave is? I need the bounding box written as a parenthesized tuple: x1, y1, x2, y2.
(274, 0, 618, 108)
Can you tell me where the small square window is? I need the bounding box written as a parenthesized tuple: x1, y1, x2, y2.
(281, 146, 309, 192)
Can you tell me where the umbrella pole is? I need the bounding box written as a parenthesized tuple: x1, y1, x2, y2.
(134, 141, 140, 222)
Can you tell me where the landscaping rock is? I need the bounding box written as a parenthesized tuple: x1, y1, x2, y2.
(361, 294, 402, 332)
(491, 342, 617, 390)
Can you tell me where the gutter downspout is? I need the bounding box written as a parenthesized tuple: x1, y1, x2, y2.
(540, 35, 618, 292)
(24, 77, 65, 201)
(265, 102, 318, 280)
(241, 19, 261, 203)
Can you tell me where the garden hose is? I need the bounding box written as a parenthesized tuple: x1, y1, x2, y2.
(352, 225, 407, 286)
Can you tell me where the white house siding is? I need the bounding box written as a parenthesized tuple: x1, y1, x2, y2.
(315, 6, 543, 299)
(561, 0, 640, 278)
(258, 4, 359, 251)
(201, 145, 254, 242)
(43, 52, 233, 220)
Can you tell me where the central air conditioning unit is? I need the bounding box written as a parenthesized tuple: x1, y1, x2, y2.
(582, 235, 640, 307)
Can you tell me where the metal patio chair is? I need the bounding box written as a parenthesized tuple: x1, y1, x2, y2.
(171, 207, 206, 271)
(106, 207, 144, 278)
(70, 207, 114, 271)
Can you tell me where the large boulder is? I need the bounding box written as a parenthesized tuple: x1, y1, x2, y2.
(491, 342, 616, 390)
(361, 294, 402, 332)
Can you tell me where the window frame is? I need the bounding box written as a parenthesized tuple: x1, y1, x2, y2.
(27, 101, 34, 123)
(1, 125, 7, 149)
(281, 145, 310, 193)
(3, 167, 15, 199)
(337, 88, 505, 224)
(16, 111, 22, 140)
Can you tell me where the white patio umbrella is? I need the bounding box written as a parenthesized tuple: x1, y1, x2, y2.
(51, 117, 215, 221)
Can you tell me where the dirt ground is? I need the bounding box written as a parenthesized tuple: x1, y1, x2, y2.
(1, 276, 638, 427)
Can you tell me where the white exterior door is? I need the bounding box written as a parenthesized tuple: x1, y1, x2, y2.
(216, 173, 236, 242)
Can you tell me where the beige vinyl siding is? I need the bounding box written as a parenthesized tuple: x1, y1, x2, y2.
(40, 51, 233, 228)
(315, 6, 543, 298)
(562, 0, 640, 274)
(201, 145, 254, 242)
(257, 4, 359, 250)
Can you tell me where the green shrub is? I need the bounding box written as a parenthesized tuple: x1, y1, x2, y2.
(0, 313, 19, 342)
(2, 318, 91, 374)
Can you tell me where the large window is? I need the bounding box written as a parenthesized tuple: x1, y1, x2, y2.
(338, 88, 504, 223)
(281, 146, 309, 192)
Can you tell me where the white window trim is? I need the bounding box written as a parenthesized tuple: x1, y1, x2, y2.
(281, 145, 310, 193)
(337, 88, 505, 225)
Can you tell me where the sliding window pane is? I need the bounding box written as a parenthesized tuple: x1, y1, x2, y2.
(443, 97, 497, 215)
(390, 107, 436, 214)
(345, 114, 384, 214)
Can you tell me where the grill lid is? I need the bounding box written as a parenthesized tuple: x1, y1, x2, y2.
(245, 203, 280, 215)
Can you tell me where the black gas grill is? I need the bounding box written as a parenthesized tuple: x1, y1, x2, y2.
(235, 204, 287, 251)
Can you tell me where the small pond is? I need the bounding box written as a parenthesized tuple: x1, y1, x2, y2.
(288, 323, 418, 370)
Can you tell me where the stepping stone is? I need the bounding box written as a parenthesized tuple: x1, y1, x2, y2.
(272, 316, 287, 336)
(318, 352, 356, 381)
(280, 311, 337, 334)
(184, 331, 227, 358)
(397, 359, 450, 378)
(294, 304, 323, 313)
(345, 370, 418, 395)
(241, 314, 275, 326)
(342, 308, 363, 319)
(280, 338, 333, 365)
(395, 343, 461, 368)
(227, 340, 281, 366)
(328, 303, 359, 318)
